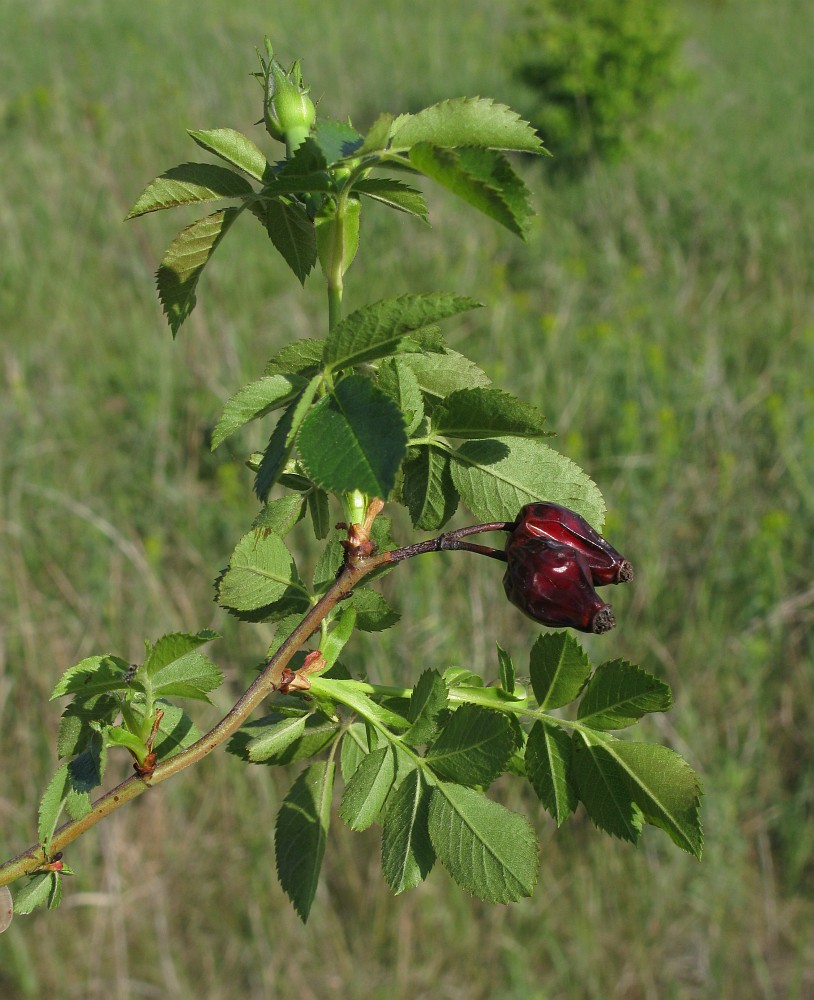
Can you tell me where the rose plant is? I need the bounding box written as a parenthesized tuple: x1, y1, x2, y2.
(0, 39, 702, 925)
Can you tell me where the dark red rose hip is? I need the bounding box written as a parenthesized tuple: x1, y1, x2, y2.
(503, 537, 616, 633)
(508, 502, 633, 586)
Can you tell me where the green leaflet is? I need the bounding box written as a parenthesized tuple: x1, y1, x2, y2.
(156, 208, 241, 336)
(571, 731, 703, 857)
(496, 643, 515, 696)
(254, 375, 322, 501)
(404, 669, 449, 748)
(433, 388, 549, 439)
(149, 652, 223, 703)
(298, 375, 407, 497)
(381, 769, 435, 894)
(323, 294, 480, 373)
(398, 350, 491, 404)
(450, 435, 606, 526)
(50, 654, 131, 700)
(428, 782, 539, 903)
(187, 127, 271, 181)
(408, 144, 531, 238)
(228, 712, 339, 766)
(275, 762, 335, 922)
(377, 358, 425, 436)
(126, 162, 254, 218)
(425, 704, 516, 786)
(354, 178, 429, 222)
(525, 720, 578, 826)
(529, 632, 592, 710)
(339, 746, 397, 831)
(212, 374, 306, 449)
(577, 659, 673, 730)
(389, 97, 546, 154)
(142, 630, 219, 677)
(401, 445, 460, 530)
(216, 531, 301, 613)
(250, 197, 317, 285)
(13, 874, 53, 916)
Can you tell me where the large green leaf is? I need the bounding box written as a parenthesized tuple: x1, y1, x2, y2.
(425, 705, 515, 786)
(323, 294, 480, 373)
(298, 375, 408, 497)
(126, 163, 253, 218)
(275, 762, 335, 922)
(525, 720, 578, 826)
(450, 436, 606, 526)
(433, 388, 548, 439)
(187, 128, 270, 181)
(572, 731, 703, 857)
(212, 374, 306, 449)
(390, 98, 546, 154)
(381, 769, 435, 894)
(428, 782, 539, 903)
(216, 530, 300, 613)
(577, 659, 672, 730)
(529, 632, 592, 710)
(156, 208, 240, 336)
(408, 145, 531, 238)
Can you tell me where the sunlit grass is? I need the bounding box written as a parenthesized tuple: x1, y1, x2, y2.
(2, 0, 814, 996)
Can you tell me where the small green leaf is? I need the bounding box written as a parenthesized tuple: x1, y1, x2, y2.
(127, 701, 201, 759)
(105, 726, 149, 759)
(251, 197, 317, 285)
(307, 488, 331, 540)
(529, 632, 592, 710)
(247, 715, 307, 762)
(443, 667, 484, 688)
(377, 358, 425, 435)
(150, 652, 223, 703)
(577, 660, 673, 730)
(312, 119, 362, 163)
(340, 722, 384, 782)
(433, 388, 548, 439)
(451, 436, 606, 526)
(229, 713, 338, 766)
(156, 208, 240, 336)
(254, 375, 322, 500)
(216, 530, 300, 613)
(398, 350, 490, 404)
(354, 178, 429, 222)
(38, 764, 71, 850)
(50, 655, 131, 700)
(251, 494, 307, 535)
(408, 145, 529, 238)
(298, 375, 408, 497)
(345, 588, 400, 632)
(425, 704, 515, 786)
(320, 607, 357, 669)
(57, 695, 120, 757)
(340, 746, 397, 831)
(496, 643, 515, 695)
(187, 127, 270, 181)
(525, 720, 578, 826)
(47, 872, 63, 910)
(264, 339, 326, 377)
(428, 782, 539, 903)
(13, 874, 52, 916)
(212, 374, 306, 449)
(323, 294, 480, 374)
(68, 737, 106, 793)
(404, 669, 449, 747)
(390, 97, 546, 154)
(359, 112, 396, 154)
(126, 163, 254, 218)
(275, 762, 335, 922)
(381, 768, 435, 893)
(401, 445, 459, 530)
(143, 630, 219, 677)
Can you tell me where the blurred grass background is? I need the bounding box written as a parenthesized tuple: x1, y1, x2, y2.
(1, 0, 813, 996)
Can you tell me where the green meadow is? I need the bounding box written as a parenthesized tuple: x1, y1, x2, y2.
(2, 0, 813, 996)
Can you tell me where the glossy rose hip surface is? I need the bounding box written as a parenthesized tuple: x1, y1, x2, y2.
(503, 537, 616, 633)
(508, 502, 633, 586)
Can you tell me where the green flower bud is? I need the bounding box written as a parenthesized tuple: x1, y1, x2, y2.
(256, 38, 315, 152)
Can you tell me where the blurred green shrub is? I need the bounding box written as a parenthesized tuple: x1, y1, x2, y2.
(512, 0, 687, 175)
